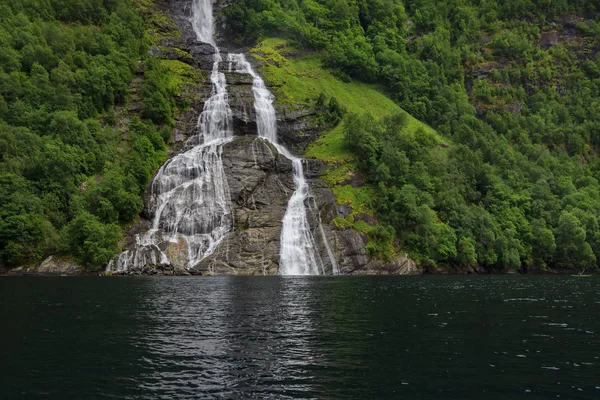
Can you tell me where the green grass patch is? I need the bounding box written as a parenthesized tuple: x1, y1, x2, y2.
(305, 124, 353, 164)
(331, 185, 376, 217)
(331, 215, 373, 234)
(331, 215, 354, 229)
(322, 163, 357, 186)
(160, 59, 204, 92)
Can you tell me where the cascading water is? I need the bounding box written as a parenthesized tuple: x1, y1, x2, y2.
(228, 54, 325, 275)
(278, 158, 325, 275)
(108, 0, 334, 275)
(107, 0, 233, 272)
(190, 0, 215, 46)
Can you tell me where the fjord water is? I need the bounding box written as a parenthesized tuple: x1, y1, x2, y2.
(1, 276, 599, 399)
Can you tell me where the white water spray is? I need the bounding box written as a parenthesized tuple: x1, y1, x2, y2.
(191, 0, 215, 46)
(229, 54, 326, 275)
(107, 0, 233, 272)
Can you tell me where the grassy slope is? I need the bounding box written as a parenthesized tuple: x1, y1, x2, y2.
(250, 38, 442, 240)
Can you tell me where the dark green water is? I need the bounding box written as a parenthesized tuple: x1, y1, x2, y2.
(0, 276, 599, 399)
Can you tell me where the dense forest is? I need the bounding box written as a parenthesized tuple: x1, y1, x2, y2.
(228, 0, 600, 271)
(2, 0, 600, 273)
(0, 0, 177, 270)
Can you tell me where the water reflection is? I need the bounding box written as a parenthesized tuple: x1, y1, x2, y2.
(1, 276, 599, 399)
(136, 277, 321, 399)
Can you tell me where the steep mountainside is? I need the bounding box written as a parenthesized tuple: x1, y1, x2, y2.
(106, 0, 418, 276)
(4, 0, 600, 275)
(223, 0, 600, 274)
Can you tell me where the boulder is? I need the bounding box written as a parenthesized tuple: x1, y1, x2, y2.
(36, 256, 84, 275)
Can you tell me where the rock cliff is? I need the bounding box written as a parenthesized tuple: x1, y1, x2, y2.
(110, 0, 419, 276)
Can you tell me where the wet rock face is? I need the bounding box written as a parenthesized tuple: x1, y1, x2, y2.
(225, 71, 258, 136)
(276, 108, 324, 152)
(191, 137, 291, 275)
(212, 0, 237, 46)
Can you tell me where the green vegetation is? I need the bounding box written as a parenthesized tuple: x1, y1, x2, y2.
(251, 38, 439, 259)
(239, 0, 600, 271)
(0, 1, 189, 271)
(3, 0, 600, 273)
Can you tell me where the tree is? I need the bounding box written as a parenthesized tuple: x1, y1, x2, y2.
(555, 211, 596, 269)
(530, 219, 556, 270)
(456, 237, 477, 267)
(62, 212, 121, 271)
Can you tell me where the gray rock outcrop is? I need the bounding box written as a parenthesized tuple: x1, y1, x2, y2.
(7, 256, 84, 276)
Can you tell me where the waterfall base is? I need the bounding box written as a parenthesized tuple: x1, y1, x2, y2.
(188, 136, 341, 275)
(111, 137, 338, 275)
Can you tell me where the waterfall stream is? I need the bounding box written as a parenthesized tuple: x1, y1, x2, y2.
(228, 54, 324, 275)
(108, 0, 330, 275)
(107, 0, 233, 272)
(190, 0, 215, 46)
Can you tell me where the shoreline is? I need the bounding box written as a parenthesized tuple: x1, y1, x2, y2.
(1, 268, 594, 277)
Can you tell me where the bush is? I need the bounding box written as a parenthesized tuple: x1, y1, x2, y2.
(62, 212, 121, 271)
(142, 58, 175, 124)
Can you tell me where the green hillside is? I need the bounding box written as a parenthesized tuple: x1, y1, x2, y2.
(251, 37, 443, 258)
(3, 0, 600, 273)
(0, 0, 194, 271)
(232, 0, 600, 271)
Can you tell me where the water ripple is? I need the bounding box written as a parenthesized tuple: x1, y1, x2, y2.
(1, 275, 599, 399)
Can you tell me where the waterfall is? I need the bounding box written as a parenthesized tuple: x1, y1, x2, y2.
(107, 0, 334, 275)
(191, 0, 214, 46)
(146, 52, 233, 269)
(279, 158, 325, 275)
(228, 54, 324, 275)
(107, 0, 233, 272)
